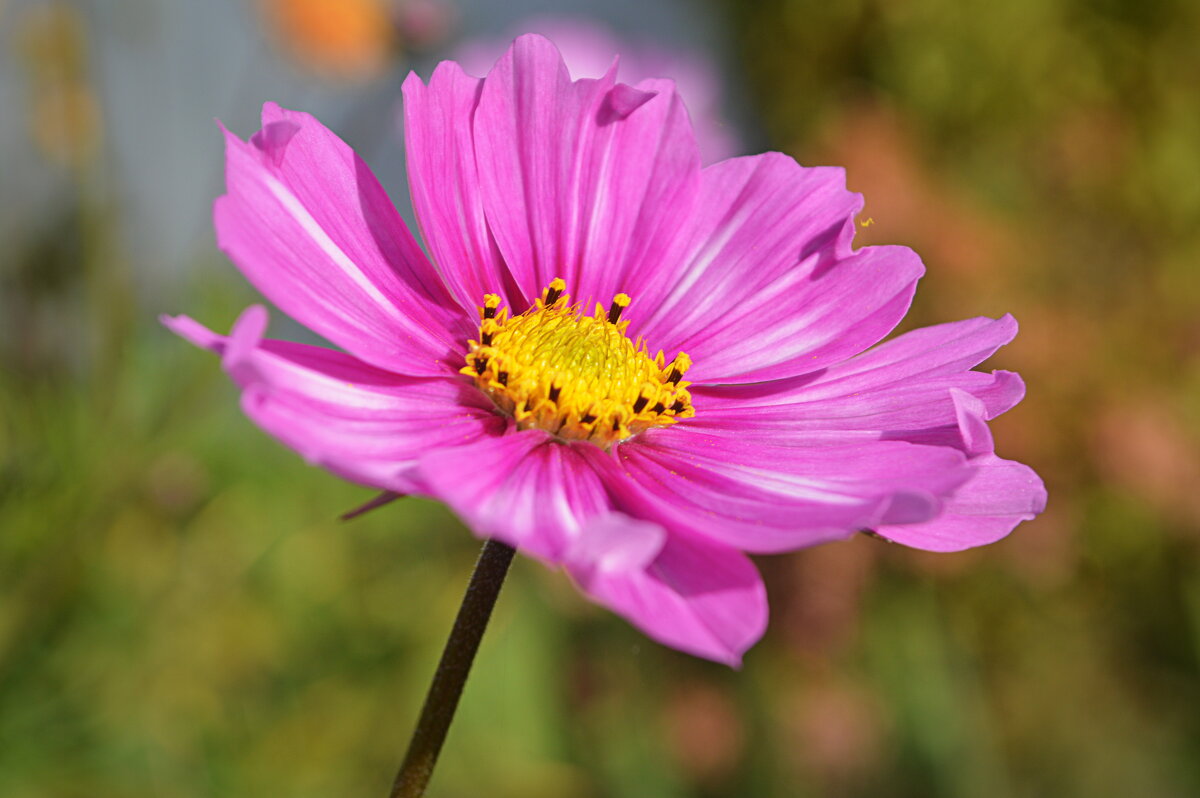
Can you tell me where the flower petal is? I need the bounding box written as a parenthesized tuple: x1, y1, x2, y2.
(591, 428, 973, 554)
(472, 34, 701, 310)
(162, 308, 502, 492)
(567, 520, 768, 667)
(418, 431, 614, 564)
(692, 371, 1022, 446)
(215, 103, 469, 377)
(873, 454, 1048, 551)
(690, 315, 1026, 448)
(629, 153, 922, 384)
(402, 62, 521, 311)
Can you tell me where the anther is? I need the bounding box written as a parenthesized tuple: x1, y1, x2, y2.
(632, 394, 649, 414)
(548, 384, 562, 403)
(651, 402, 665, 414)
(544, 278, 566, 306)
(612, 418, 622, 431)
(665, 353, 692, 384)
(482, 294, 501, 319)
(670, 399, 685, 412)
(497, 370, 509, 386)
(481, 330, 494, 346)
(474, 358, 488, 375)
(581, 412, 597, 425)
(607, 293, 631, 325)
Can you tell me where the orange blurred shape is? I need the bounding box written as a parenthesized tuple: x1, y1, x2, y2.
(257, 0, 397, 80)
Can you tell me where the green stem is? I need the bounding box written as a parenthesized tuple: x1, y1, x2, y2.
(389, 538, 516, 798)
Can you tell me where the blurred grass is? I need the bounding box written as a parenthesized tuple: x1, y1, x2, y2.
(2, 0, 1200, 796)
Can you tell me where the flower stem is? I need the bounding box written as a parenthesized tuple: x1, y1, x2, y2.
(389, 538, 516, 798)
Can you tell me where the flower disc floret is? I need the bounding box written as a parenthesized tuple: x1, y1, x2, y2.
(462, 279, 694, 447)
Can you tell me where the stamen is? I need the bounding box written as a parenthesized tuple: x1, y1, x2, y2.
(482, 294, 501, 320)
(665, 353, 692, 385)
(607, 293, 631, 324)
(543, 278, 566, 306)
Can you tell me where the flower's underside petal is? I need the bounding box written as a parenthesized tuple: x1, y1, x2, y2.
(590, 428, 973, 554)
(630, 153, 922, 384)
(472, 34, 701, 311)
(402, 63, 523, 312)
(567, 519, 768, 667)
(873, 454, 1047, 551)
(162, 308, 502, 493)
(215, 103, 470, 378)
(417, 431, 616, 564)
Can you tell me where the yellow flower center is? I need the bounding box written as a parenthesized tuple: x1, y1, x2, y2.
(462, 278, 695, 448)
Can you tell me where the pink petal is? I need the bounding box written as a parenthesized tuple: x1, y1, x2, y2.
(950, 388, 993, 457)
(215, 103, 469, 378)
(567, 523, 768, 667)
(873, 454, 1048, 551)
(417, 430, 614, 564)
(693, 371, 1020, 441)
(402, 63, 520, 311)
(565, 512, 666, 576)
(419, 434, 765, 665)
(810, 315, 1021, 393)
(472, 34, 701, 310)
(587, 429, 973, 554)
(690, 315, 1025, 448)
(629, 153, 922, 383)
(711, 315, 1021, 402)
(161, 308, 503, 493)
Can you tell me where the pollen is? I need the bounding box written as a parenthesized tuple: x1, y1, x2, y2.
(462, 279, 695, 448)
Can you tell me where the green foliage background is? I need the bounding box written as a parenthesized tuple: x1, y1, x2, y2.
(3, 1, 1199, 796)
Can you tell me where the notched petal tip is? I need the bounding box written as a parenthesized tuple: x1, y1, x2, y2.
(950, 387, 994, 457)
(599, 82, 657, 123)
(250, 120, 301, 168)
(223, 305, 269, 373)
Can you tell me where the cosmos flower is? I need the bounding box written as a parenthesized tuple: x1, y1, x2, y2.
(164, 34, 1045, 666)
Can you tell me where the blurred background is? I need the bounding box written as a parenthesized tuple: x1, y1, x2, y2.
(2, 0, 1199, 795)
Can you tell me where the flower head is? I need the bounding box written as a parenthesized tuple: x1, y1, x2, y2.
(164, 34, 1046, 666)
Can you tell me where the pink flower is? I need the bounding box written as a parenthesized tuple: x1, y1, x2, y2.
(164, 35, 1045, 666)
